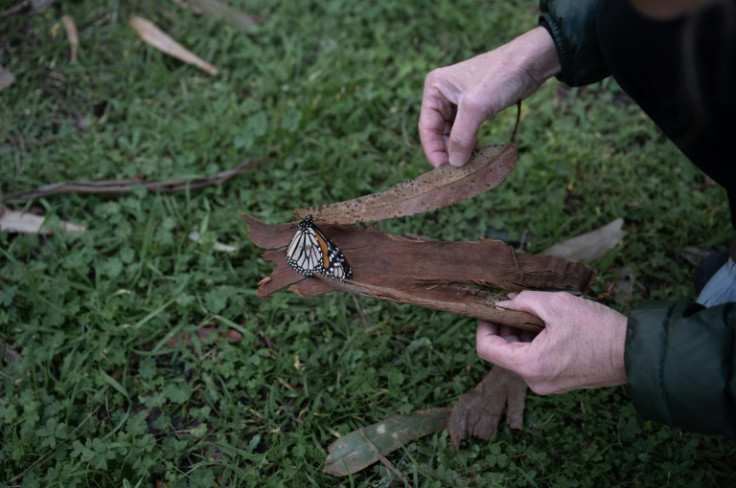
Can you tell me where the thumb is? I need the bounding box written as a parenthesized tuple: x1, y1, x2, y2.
(447, 99, 486, 167)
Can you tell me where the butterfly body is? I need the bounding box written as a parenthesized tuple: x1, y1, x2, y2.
(285, 215, 352, 281)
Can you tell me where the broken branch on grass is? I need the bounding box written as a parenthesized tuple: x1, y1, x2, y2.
(0, 159, 258, 203)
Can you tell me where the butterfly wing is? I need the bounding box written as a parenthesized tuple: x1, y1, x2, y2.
(311, 224, 353, 281)
(285, 215, 352, 281)
(285, 226, 323, 276)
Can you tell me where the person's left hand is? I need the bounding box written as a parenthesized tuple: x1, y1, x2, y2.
(476, 291, 628, 394)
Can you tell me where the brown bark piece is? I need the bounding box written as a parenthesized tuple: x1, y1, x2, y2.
(241, 213, 595, 333)
(448, 366, 527, 451)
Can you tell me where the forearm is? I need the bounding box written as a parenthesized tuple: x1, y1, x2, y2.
(626, 301, 736, 438)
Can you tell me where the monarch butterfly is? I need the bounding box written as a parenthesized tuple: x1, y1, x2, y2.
(285, 215, 353, 281)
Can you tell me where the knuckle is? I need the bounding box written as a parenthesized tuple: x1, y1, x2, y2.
(423, 68, 445, 89)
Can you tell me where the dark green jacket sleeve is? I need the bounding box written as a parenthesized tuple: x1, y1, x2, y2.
(539, 0, 609, 86)
(626, 301, 736, 438)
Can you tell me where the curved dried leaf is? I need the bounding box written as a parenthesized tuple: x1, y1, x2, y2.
(543, 218, 626, 261)
(297, 103, 521, 224)
(297, 143, 515, 224)
(129, 15, 218, 75)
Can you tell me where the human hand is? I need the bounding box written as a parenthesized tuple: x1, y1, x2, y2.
(418, 26, 561, 167)
(476, 291, 627, 394)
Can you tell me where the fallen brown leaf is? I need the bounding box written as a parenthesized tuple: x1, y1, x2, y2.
(543, 218, 626, 262)
(129, 15, 218, 75)
(297, 103, 521, 224)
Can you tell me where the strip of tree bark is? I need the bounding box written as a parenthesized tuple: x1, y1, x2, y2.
(241, 213, 595, 333)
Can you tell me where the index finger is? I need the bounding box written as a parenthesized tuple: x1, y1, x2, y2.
(418, 93, 454, 167)
(476, 321, 530, 370)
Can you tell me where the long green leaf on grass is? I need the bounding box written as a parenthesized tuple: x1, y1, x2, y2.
(324, 408, 451, 476)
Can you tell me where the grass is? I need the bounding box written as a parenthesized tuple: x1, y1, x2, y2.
(1, 0, 734, 486)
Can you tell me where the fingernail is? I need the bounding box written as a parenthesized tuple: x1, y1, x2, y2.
(448, 151, 467, 167)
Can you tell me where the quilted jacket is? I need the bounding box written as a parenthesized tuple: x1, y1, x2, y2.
(539, 0, 736, 438)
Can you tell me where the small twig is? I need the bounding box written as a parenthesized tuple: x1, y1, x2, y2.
(358, 429, 411, 487)
(0, 158, 260, 203)
(0, 0, 29, 17)
(510, 100, 522, 142)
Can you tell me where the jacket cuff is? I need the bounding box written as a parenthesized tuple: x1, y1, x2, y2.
(626, 301, 736, 438)
(538, 0, 609, 86)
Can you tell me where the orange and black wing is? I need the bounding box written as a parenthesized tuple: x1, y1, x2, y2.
(285, 215, 352, 281)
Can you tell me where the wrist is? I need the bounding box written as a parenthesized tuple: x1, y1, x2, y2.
(508, 26, 561, 85)
(608, 311, 629, 386)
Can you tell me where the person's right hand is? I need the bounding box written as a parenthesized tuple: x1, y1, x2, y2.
(418, 26, 561, 168)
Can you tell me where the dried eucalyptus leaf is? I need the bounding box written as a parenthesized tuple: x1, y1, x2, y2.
(297, 143, 515, 224)
(297, 103, 521, 224)
(543, 218, 626, 261)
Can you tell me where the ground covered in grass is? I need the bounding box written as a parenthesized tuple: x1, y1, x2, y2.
(1, 1, 734, 486)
